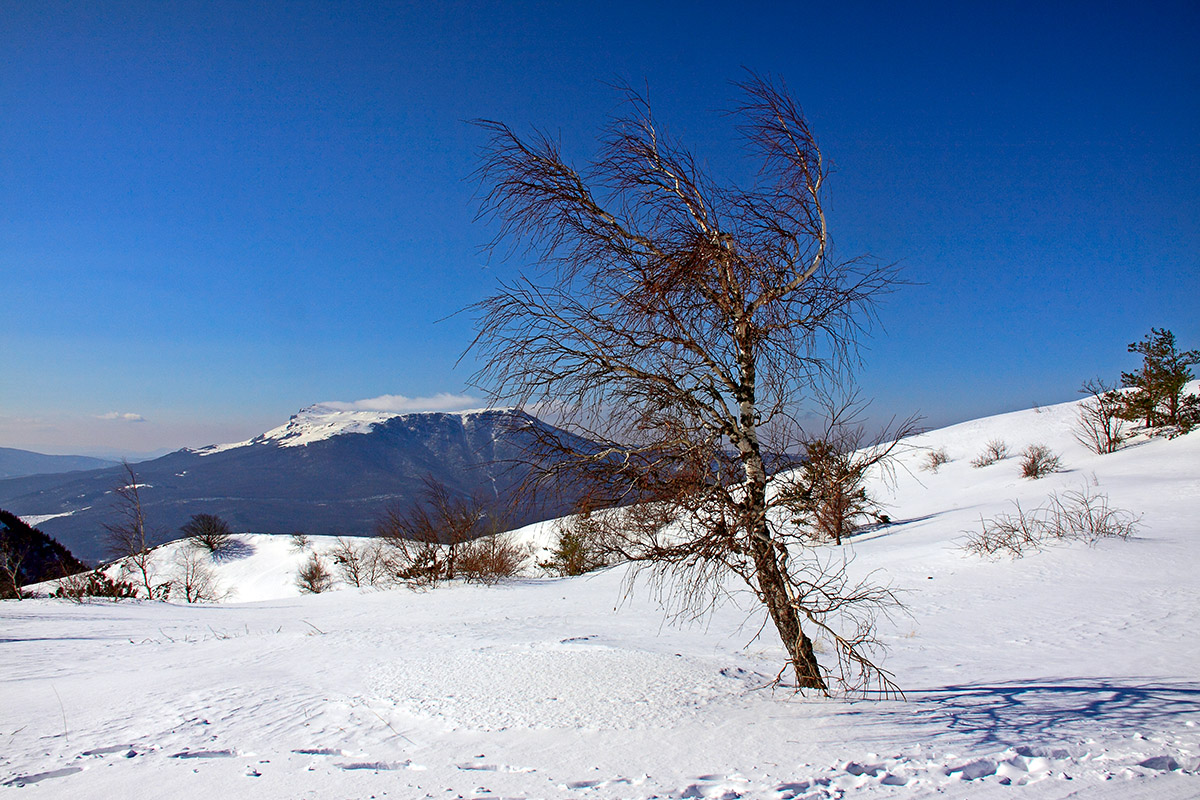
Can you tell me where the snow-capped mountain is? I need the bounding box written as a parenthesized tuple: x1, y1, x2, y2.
(0, 406, 575, 564)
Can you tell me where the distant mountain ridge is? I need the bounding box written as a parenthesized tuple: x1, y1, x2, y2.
(0, 447, 119, 480)
(0, 406, 579, 564)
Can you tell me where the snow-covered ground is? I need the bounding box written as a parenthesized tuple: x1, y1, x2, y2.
(3, 395, 1199, 798)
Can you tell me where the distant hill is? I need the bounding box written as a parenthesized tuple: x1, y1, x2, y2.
(0, 447, 118, 480)
(0, 406, 586, 564)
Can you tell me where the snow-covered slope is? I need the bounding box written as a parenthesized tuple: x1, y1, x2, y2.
(2, 393, 1199, 798)
(195, 403, 499, 454)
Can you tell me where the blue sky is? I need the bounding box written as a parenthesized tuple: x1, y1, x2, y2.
(1, 1, 1197, 456)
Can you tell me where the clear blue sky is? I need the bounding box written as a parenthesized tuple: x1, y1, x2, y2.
(2, 1, 1197, 456)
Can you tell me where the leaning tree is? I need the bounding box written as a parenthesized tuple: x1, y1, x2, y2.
(470, 75, 903, 695)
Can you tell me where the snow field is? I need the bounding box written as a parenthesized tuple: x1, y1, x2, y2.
(3, 392, 1199, 797)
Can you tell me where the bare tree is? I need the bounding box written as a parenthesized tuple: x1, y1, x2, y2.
(0, 535, 30, 599)
(1074, 379, 1127, 454)
(104, 461, 162, 598)
(181, 513, 235, 555)
(173, 548, 223, 603)
(469, 75, 904, 695)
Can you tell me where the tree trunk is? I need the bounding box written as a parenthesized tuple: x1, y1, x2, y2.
(748, 531, 826, 692)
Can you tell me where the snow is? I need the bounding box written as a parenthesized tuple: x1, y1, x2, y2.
(20, 509, 83, 527)
(193, 403, 502, 454)
(3, 393, 1200, 798)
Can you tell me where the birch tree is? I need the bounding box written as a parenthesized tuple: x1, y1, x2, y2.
(470, 75, 904, 695)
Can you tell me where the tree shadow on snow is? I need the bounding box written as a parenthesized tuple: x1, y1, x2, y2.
(897, 679, 1200, 747)
(849, 512, 946, 542)
(211, 538, 256, 563)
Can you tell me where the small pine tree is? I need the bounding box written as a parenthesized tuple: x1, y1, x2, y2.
(541, 507, 608, 577)
(782, 439, 874, 545)
(1120, 328, 1200, 431)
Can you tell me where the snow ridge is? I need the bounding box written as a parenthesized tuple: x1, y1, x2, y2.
(195, 403, 504, 454)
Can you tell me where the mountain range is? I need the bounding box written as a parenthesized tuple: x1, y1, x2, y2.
(0, 405, 575, 564)
(0, 447, 119, 480)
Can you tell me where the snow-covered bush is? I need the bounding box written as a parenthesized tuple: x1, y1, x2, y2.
(970, 439, 1009, 468)
(1019, 444, 1062, 479)
(329, 537, 398, 588)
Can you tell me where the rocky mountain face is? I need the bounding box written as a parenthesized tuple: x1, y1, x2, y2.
(0, 407, 577, 564)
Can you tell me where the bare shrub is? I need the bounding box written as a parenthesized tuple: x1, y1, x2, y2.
(1020, 444, 1062, 479)
(922, 448, 949, 473)
(970, 439, 1009, 468)
(457, 532, 531, 585)
(376, 477, 511, 587)
(963, 487, 1138, 558)
(173, 548, 223, 603)
(961, 501, 1044, 558)
(53, 570, 139, 602)
(296, 553, 333, 594)
(181, 513, 235, 555)
(1045, 487, 1140, 543)
(1074, 379, 1127, 455)
(289, 532, 311, 552)
(329, 537, 400, 588)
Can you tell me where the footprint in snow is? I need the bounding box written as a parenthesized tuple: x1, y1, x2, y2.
(335, 760, 412, 771)
(3, 767, 85, 787)
(169, 749, 236, 759)
(80, 744, 134, 757)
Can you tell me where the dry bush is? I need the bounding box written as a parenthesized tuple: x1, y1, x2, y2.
(1045, 487, 1140, 543)
(963, 487, 1138, 558)
(1020, 444, 1062, 479)
(296, 553, 333, 594)
(922, 448, 949, 473)
(173, 548, 223, 603)
(289, 532, 311, 552)
(961, 501, 1044, 557)
(1074, 379, 1127, 455)
(181, 513, 235, 555)
(457, 532, 531, 585)
(970, 439, 1009, 468)
(53, 570, 139, 602)
(376, 476, 514, 587)
(330, 537, 399, 588)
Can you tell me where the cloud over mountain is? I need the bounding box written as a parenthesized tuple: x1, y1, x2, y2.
(317, 393, 483, 413)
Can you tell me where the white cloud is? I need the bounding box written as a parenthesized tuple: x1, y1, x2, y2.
(97, 411, 147, 423)
(319, 393, 485, 414)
